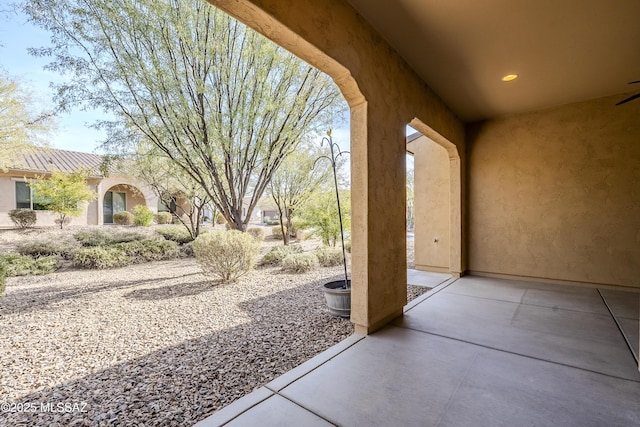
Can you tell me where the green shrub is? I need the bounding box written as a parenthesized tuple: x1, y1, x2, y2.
(266, 219, 280, 226)
(155, 226, 194, 244)
(72, 246, 132, 269)
(17, 240, 77, 260)
(0, 261, 7, 299)
(8, 209, 37, 229)
(113, 211, 134, 225)
(247, 227, 265, 241)
(74, 229, 148, 247)
(259, 244, 303, 266)
(155, 212, 173, 224)
(193, 230, 260, 283)
(0, 253, 60, 276)
(179, 241, 195, 258)
(55, 216, 72, 227)
(72, 234, 179, 269)
(0, 272, 5, 300)
(314, 246, 344, 267)
(271, 225, 287, 241)
(133, 205, 154, 227)
(115, 238, 178, 262)
(280, 252, 318, 273)
(299, 191, 351, 246)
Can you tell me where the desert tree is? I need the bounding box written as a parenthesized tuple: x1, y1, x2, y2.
(406, 161, 415, 231)
(268, 141, 337, 245)
(122, 144, 213, 239)
(23, 0, 346, 231)
(28, 169, 97, 228)
(0, 70, 55, 171)
(299, 190, 351, 247)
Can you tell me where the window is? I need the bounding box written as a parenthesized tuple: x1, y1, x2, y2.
(158, 197, 176, 213)
(15, 182, 48, 210)
(103, 191, 126, 223)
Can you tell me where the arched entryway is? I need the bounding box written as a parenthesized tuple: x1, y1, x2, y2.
(207, 0, 465, 333)
(406, 129, 451, 273)
(102, 183, 147, 224)
(409, 118, 464, 277)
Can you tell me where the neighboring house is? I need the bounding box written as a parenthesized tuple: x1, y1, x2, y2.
(0, 148, 158, 227)
(242, 196, 265, 223)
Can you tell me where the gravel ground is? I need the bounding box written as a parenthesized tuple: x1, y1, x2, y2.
(0, 227, 426, 426)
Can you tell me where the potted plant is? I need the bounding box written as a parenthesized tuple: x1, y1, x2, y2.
(315, 130, 351, 318)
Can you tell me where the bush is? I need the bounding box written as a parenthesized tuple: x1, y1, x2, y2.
(259, 244, 303, 266)
(266, 219, 280, 226)
(314, 246, 345, 267)
(299, 191, 351, 246)
(0, 266, 5, 300)
(193, 230, 260, 283)
(133, 205, 154, 227)
(55, 216, 72, 227)
(179, 241, 195, 258)
(72, 246, 132, 269)
(247, 227, 265, 241)
(271, 225, 287, 241)
(155, 212, 173, 224)
(344, 240, 352, 253)
(8, 209, 37, 229)
(113, 211, 134, 225)
(0, 259, 7, 299)
(71, 229, 182, 268)
(114, 238, 178, 262)
(155, 226, 194, 244)
(17, 240, 77, 260)
(74, 229, 148, 246)
(0, 253, 60, 277)
(216, 213, 227, 225)
(281, 252, 318, 273)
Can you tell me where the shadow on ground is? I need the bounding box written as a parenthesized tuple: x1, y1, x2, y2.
(0, 271, 202, 316)
(1, 274, 354, 426)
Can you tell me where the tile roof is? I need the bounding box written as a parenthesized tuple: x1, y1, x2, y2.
(10, 147, 104, 176)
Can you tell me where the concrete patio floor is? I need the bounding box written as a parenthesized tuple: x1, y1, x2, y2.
(196, 275, 640, 426)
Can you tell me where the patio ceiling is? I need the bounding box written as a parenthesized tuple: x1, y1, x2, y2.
(346, 0, 640, 121)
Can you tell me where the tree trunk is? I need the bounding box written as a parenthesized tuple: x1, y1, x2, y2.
(276, 205, 288, 245)
(286, 210, 295, 241)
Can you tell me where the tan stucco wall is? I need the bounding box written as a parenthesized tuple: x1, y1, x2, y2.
(0, 175, 16, 226)
(0, 173, 97, 227)
(100, 175, 158, 224)
(0, 173, 158, 227)
(211, 0, 465, 333)
(105, 184, 146, 212)
(408, 136, 450, 272)
(467, 94, 640, 288)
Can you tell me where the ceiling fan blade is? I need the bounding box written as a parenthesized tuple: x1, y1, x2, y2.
(616, 92, 640, 105)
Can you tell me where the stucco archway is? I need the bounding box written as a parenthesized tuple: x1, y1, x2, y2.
(207, 0, 465, 333)
(101, 183, 148, 224)
(407, 119, 463, 277)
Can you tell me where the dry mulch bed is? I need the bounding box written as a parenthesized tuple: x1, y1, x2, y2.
(1, 227, 427, 426)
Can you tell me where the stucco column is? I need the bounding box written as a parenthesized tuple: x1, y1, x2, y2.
(350, 103, 407, 334)
(97, 182, 103, 225)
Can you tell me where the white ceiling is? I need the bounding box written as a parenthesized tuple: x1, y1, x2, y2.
(346, 0, 640, 121)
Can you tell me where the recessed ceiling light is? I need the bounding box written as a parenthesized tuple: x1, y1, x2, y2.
(501, 74, 518, 82)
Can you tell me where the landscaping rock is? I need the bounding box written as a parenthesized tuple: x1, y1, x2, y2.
(0, 226, 424, 426)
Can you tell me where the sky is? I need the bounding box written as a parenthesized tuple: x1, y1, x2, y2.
(0, 7, 352, 155)
(0, 8, 113, 153)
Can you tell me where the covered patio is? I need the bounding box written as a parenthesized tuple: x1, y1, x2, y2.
(198, 276, 640, 426)
(194, 0, 640, 424)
